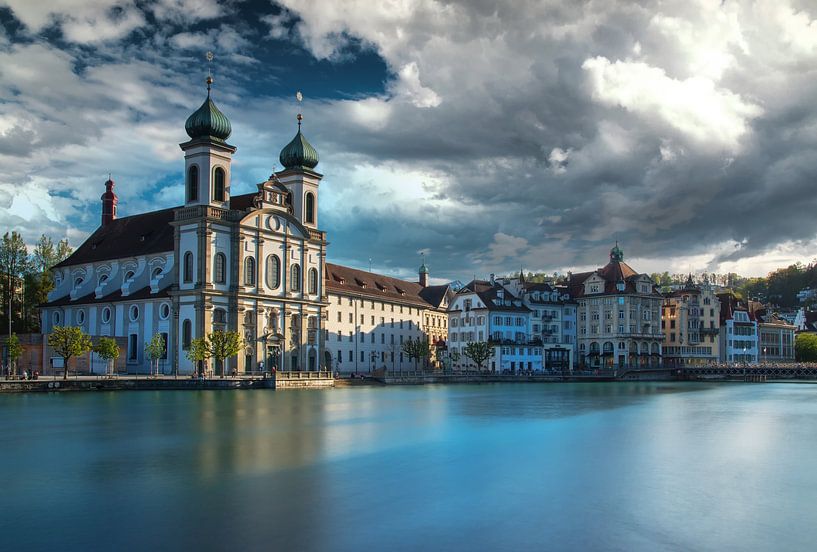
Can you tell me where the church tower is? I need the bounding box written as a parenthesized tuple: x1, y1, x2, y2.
(419, 255, 429, 287)
(101, 176, 118, 226)
(180, 76, 235, 208)
(276, 111, 322, 228)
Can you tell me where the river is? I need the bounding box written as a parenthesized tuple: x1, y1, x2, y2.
(1, 382, 815, 551)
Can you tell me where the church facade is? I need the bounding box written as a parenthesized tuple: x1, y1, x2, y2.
(41, 78, 327, 375)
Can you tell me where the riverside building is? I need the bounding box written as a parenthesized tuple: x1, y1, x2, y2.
(324, 262, 451, 373)
(661, 276, 721, 366)
(717, 293, 758, 364)
(567, 245, 663, 369)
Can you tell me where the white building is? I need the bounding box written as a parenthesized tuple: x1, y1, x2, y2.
(324, 263, 451, 373)
(41, 78, 328, 375)
(717, 293, 758, 364)
(448, 279, 543, 373)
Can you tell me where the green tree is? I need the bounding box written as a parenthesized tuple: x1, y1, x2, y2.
(144, 333, 166, 376)
(795, 333, 817, 362)
(6, 333, 23, 377)
(186, 337, 211, 376)
(401, 338, 431, 370)
(23, 235, 72, 333)
(207, 330, 242, 376)
(0, 231, 32, 336)
(48, 326, 92, 379)
(462, 341, 494, 372)
(93, 337, 120, 376)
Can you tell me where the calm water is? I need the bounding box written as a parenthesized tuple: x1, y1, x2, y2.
(1, 383, 816, 551)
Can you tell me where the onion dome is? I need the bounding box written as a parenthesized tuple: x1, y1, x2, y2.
(185, 76, 231, 141)
(279, 114, 319, 170)
(419, 261, 429, 274)
(610, 242, 624, 262)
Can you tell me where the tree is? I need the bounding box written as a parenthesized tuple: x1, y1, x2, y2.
(186, 337, 211, 377)
(48, 326, 92, 379)
(24, 235, 72, 333)
(0, 231, 32, 336)
(144, 333, 166, 376)
(93, 337, 120, 376)
(795, 333, 817, 362)
(462, 341, 494, 372)
(6, 333, 22, 377)
(207, 330, 242, 376)
(401, 338, 430, 371)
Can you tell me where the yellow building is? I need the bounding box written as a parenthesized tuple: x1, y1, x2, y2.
(661, 277, 721, 366)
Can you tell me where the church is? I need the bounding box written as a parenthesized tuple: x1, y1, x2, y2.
(40, 76, 450, 376)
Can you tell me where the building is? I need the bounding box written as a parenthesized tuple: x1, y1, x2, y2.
(501, 276, 577, 371)
(717, 293, 758, 364)
(567, 244, 663, 369)
(40, 77, 328, 375)
(324, 262, 451, 373)
(661, 276, 721, 366)
(755, 313, 796, 363)
(447, 278, 544, 373)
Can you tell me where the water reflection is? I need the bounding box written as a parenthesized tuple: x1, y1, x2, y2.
(2, 383, 817, 551)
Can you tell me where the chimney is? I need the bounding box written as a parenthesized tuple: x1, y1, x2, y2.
(101, 176, 118, 227)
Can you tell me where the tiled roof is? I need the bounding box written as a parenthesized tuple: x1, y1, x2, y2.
(458, 280, 531, 312)
(325, 263, 444, 309)
(54, 193, 260, 269)
(567, 261, 656, 298)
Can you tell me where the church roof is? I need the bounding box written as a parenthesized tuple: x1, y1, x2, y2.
(55, 193, 259, 269)
(54, 207, 177, 268)
(279, 118, 319, 170)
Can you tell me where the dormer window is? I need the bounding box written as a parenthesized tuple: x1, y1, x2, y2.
(74, 277, 83, 287)
(98, 275, 108, 286)
(355, 278, 366, 288)
(152, 267, 163, 280)
(125, 271, 135, 281)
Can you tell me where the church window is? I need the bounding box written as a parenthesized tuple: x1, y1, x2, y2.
(124, 271, 134, 281)
(53, 312, 61, 325)
(76, 310, 85, 324)
(213, 167, 226, 202)
(265, 255, 280, 289)
(187, 166, 199, 202)
(305, 192, 315, 223)
(159, 303, 170, 320)
(291, 264, 301, 292)
(214, 253, 226, 284)
(152, 267, 162, 280)
(183, 252, 193, 283)
(213, 308, 226, 329)
(98, 275, 108, 286)
(74, 277, 83, 287)
(308, 268, 318, 295)
(182, 319, 192, 350)
(101, 307, 111, 324)
(244, 257, 256, 286)
(129, 305, 139, 321)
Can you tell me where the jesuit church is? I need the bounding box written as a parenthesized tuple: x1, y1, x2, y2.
(42, 76, 329, 375)
(41, 75, 451, 376)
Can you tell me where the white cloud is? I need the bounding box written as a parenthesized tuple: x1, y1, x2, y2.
(582, 56, 762, 151)
(392, 62, 441, 108)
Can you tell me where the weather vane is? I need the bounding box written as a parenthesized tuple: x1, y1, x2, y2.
(296, 90, 303, 128)
(205, 51, 214, 92)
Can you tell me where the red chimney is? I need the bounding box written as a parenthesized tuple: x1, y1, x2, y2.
(101, 176, 118, 226)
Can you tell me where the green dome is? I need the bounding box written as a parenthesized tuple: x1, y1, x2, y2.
(610, 243, 624, 262)
(419, 262, 429, 274)
(280, 123, 319, 170)
(185, 84, 231, 141)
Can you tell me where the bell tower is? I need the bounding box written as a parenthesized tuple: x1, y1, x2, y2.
(180, 71, 235, 208)
(275, 93, 322, 228)
(101, 175, 118, 226)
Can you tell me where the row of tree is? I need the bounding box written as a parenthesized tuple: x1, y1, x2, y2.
(396, 338, 494, 371)
(1, 232, 72, 335)
(5, 325, 244, 379)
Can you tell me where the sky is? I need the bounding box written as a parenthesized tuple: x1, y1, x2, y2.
(1, 0, 816, 283)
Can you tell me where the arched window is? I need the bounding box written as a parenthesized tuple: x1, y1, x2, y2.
(183, 252, 193, 283)
(187, 166, 199, 202)
(305, 192, 315, 223)
(213, 308, 226, 328)
(213, 167, 226, 202)
(244, 256, 256, 286)
(214, 253, 226, 284)
(290, 264, 301, 292)
(182, 319, 192, 350)
(308, 267, 318, 295)
(265, 255, 280, 289)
